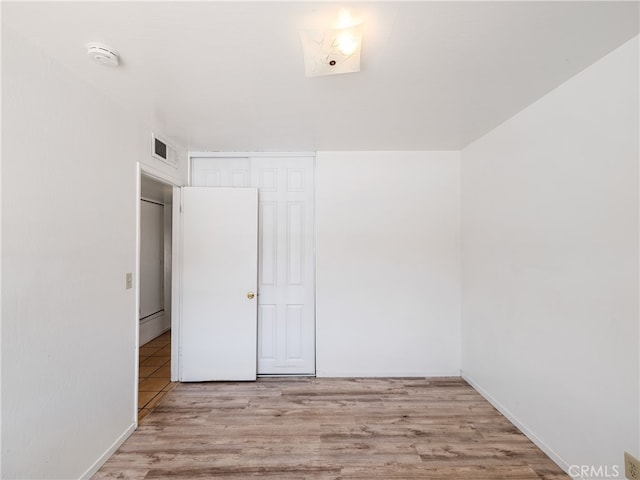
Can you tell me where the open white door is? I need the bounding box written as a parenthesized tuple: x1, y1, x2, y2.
(180, 187, 258, 381)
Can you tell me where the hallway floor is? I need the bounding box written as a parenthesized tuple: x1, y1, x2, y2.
(138, 331, 176, 422)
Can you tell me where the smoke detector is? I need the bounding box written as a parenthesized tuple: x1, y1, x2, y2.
(86, 43, 119, 67)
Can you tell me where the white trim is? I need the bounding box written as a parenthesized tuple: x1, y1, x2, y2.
(162, 198, 173, 355)
(79, 423, 136, 480)
(134, 164, 141, 428)
(187, 150, 193, 186)
(171, 186, 182, 382)
(139, 312, 170, 346)
(312, 155, 318, 377)
(139, 162, 181, 188)
(316, 370, 461, 378)
(189, 151, 316, 158)
(461, 371, 573, 478)
(0, 16, 3, 477)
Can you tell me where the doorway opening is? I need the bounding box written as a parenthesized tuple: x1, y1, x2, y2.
(138, 174, 175, 421)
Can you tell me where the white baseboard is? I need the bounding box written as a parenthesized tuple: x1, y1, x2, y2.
(139, 312, 170, 346)
(461, 371, 573, 477)
(79, 423, 135, 480)
(315, 370, 461, 378)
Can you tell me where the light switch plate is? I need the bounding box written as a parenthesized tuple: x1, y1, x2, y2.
(126, 272, 132, 290)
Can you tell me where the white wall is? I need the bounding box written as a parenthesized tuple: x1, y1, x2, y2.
(1, 27, 185, 479)
(139, 199, 171, 346)
(461, 36, 639, 474)
(316, 151, 461, 377)
(4, 13, 636, 479)
(140, 200, 164, 318)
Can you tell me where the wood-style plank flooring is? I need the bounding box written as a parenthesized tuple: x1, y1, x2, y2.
(94, 377, 569, 479)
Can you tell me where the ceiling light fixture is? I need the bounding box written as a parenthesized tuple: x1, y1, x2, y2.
(300, 10, 363, 77)
(86, 43, 120, 67)
(336, 31, 359, 56)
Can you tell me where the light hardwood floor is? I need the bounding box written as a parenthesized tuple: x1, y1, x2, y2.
(94, 377, 569, 479)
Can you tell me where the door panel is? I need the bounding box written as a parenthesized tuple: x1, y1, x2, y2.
(192, 156, 315, 375)
(180, 187, 258, 381)
(192, 157, 251, 187)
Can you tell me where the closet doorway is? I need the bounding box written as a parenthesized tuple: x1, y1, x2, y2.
(190, 155, 315, 376)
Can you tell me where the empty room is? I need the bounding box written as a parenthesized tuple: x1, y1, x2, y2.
(1, 1, 638, 479)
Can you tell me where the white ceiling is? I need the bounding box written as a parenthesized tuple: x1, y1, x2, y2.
(3, 1, 638, 152)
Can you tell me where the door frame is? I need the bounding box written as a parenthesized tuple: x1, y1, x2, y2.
(190, 151, 316, 159)
(135, 162, 182, 425)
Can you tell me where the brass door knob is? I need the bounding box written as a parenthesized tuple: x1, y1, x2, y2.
(247, 292, 255, 300)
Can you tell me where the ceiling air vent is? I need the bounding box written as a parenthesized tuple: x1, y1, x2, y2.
(151, 134, 178, 168)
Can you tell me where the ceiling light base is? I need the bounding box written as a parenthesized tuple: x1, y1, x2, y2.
(300, 25, 362, 77)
